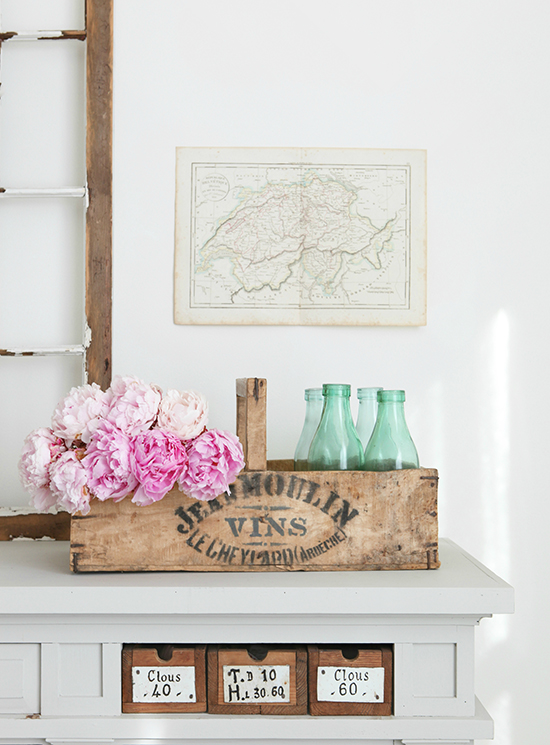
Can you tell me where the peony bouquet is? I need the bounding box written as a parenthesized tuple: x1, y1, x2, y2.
(19, 376, 245, 515)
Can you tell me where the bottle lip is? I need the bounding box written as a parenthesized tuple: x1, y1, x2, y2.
(357, 387, 383, 399)
(305, 387, 323, 400)
(378, 389, 405, 402)
(322, 383, 351, 397)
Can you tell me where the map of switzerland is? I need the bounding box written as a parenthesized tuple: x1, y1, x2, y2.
(190, 164, 411, 312)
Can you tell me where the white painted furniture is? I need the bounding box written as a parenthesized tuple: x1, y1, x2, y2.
(0, 537, 513, 745)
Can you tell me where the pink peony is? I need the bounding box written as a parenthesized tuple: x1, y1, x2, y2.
(51, 383, 112, 444)
(106, 375, 162, 437)
(157, 389, 209, 440)
(130, 429, 188, 506)
(84, 420, 138, 501)
(19, 428, 66, 511)
(178, 429, 244, 501)
(49, 450, 90, 515)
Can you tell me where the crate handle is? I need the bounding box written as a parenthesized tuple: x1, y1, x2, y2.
(236, 378, 267, 471)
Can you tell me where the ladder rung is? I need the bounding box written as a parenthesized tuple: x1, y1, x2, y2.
(0, 346, 85, 357)
(0, 30, 86, 42)
(0, 188, 86, 198)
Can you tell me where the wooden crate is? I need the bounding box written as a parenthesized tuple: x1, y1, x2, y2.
(308, 645, 392, 716)
(122, 645, 206, 713)
(70, 378, 440, 572)
(207, 645, 308, 715)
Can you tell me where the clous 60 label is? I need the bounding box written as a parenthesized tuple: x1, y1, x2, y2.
(317, 666, 384, 702)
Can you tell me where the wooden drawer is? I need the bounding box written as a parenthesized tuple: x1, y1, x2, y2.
(308, 645, 392, 716)
(122, 645, 206, 713)
(207, 645, 307, 714)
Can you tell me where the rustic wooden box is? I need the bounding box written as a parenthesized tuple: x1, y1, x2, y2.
(70, 378, 440, 572)
(122, 645, 207, 713)
(207, 645, 308, 715)
(308, 645, 392, 716)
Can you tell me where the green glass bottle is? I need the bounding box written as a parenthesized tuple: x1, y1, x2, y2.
(307, 384, 364, 470)
(355, 387, 382, 450)
(363, 390, 419, 471)
(294, 388, 323, 471)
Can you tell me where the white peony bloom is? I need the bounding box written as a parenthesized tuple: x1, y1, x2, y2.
(157, 389, 209, 441)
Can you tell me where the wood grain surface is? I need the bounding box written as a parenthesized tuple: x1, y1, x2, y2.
(70, 466, 439, 572)
(207, 646, 307, 715)
(308, 645, 392, 716)
(122, 645, 207, 713)
(85, 0, 113, 389)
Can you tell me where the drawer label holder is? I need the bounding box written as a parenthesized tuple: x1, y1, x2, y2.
(317, 666, 385, 703)
(132, 666, 196, 703)
(223, 664, 290, 703)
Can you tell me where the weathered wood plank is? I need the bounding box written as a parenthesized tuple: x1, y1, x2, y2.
(0, 1, 113, 542)
(0, 31, 87, 42)
(236, 378, 267, 470)
(267, 459, 294, 471)
(0, 512, 70, 541)
(69, 468, 439, 572)
(85, 0, 113, 389)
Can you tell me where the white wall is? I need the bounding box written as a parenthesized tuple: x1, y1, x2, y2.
(1, 0, 548, 742)
(112, 1, 549, 742)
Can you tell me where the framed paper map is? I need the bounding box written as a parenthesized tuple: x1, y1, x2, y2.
(174, 148, 426, 325)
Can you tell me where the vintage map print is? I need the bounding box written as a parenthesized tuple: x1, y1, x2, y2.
(175, 148, 426, 325)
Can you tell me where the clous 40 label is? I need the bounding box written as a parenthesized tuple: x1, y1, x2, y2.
(317, 666, 384, 702)
(132, 666, 196, 703)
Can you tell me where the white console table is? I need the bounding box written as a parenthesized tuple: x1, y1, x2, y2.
(0, 537, 514, 745)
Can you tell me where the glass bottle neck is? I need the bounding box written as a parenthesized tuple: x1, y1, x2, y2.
(376, 400, 407, 423)
(322, 393, 352, 422)
(304, 396, 323, 420)
(309, 386, 364, 470)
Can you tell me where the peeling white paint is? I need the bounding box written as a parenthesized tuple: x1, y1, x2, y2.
(0, 506, 60, 517)
(84, 320, 92, 349)
(1, 31, 79, 41)
(7, 31, 63, 39)
(0, 346, 85, 357)
(0, 187, 86, 198)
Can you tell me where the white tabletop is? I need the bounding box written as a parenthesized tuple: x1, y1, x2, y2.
(0, 538, 514, 617)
